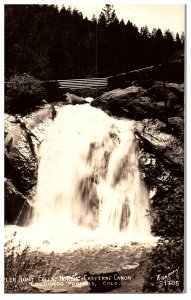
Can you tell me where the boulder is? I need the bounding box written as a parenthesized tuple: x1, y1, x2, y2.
(5, 117, 37, 193)
(91, 86, 150, 119)
(147, 82, 184, 117)
(133, 118, 184, 237)
(91, 82, 184, 121)
(167, 116, 184, 138)
(63, 93, 87, 105)
(4, 103, 63, 193)
(5, 103, 66, 224)
(5, 178, 32, 225)
(135, 118, 184, 177)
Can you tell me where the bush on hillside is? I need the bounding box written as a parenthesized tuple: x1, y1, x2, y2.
(6, 73, 46, 114)
(142, 237, 184, 293)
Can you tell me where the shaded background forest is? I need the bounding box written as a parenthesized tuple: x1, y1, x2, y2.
(5, 4, 184, 81)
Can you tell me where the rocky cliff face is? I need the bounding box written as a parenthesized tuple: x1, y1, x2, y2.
(4, 103, 61, 224)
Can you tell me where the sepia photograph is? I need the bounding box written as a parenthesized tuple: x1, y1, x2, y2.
(3, 1, 185, 294)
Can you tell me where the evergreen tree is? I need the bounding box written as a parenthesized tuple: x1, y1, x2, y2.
(151, 28, 165, 64)
(164, 29, 175, 60)
(5, 4, 184, 80)
(180, 32, 185, 47)
(100, 4, 117, 26)
(175, 33, 182, 50)
(139, 26, 152, 67)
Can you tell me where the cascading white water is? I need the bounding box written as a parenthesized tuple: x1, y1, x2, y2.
(5, 104, 152, 251)
(32, 104, 150, 243)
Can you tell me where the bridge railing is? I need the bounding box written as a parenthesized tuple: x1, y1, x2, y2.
(57, 78, 108, 90)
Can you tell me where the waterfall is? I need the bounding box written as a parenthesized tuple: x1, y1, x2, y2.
(5, 104, 152, 251)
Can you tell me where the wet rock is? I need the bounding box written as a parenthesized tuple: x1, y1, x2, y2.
(21, 104, 57, 145)
(147, 82, 184, 106)
(135, 118, 183, 177)
(91, 82, 184, 121)
(4, 105, 60, 193)
(147, 82, 184, 117)
(168, 116, 184, 138)
(93, 86, 147, 102)
(5, 178, 31, 224)
(4, 103, 65, 224)
(63, 93, 87, 105)
(91, 86, 152, 120)
(5, 119, 37, 193)
(134, 118, 184, 237)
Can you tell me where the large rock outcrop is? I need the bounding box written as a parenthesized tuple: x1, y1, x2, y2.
(91, 82, 184, 121)
(135, 118, 184, 177)
(4, 103, 63, 223)
(5, 115, 37, 193)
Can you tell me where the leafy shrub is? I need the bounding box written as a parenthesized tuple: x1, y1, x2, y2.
(151, 183, 184, 237)
(4, 233, 47, 293)
(6, 73, 45, 99)
(143, 237, 184, 293)
(6, 73, 46, 113)
(5, 233, 31, 292)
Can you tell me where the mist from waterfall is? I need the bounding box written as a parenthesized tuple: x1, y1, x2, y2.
(5, 104, 152, 251)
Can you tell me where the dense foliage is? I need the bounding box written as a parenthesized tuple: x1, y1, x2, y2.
(6, 73, 45, 113)
(143, 237, 184, 293)
(143, 180, 184, 293)
(5, 4, 184, 80)
(7, 73, 45, 99)
(151, 183, 184, 237)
